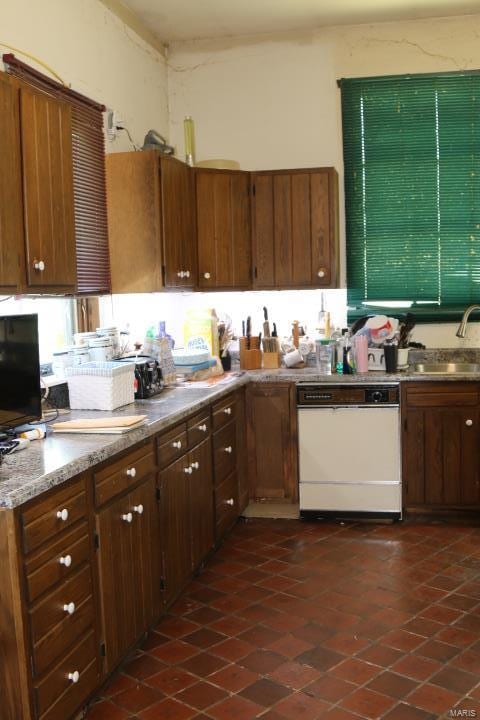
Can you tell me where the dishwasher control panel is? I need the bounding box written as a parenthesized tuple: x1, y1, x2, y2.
(297, 384, 399, 407)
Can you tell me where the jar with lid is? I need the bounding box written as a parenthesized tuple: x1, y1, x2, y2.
(89, 336, 113, 362)
(70, 345, 91, 366)
(52, 349, 74, 379)
(96, 326, 120, 357)
(315, 339, 333, 375)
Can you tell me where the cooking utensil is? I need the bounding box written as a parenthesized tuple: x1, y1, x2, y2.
(292, 321, 300, 349)
(242, 320, 245, 337)
(246, 316, 251, 350)
(272, 323, 278, 338)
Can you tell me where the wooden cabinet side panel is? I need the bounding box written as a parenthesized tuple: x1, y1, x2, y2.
(461, 409, 480, 505)
(20, 87, 76, 289)
(106, 151, 163, 293)
(443, 411, 462, 506)
(291, 173, 312, 286)
(0, 511, 33, 720)
(252, 174, 275, 287)
(236, 388, 249, 512)
(310, 170, 333, 286)
(0, 76, 24, 293)
(246, 383, 298, 502)
(213, 173, 232, 287)
(196, 171, 216, 288)
(159, 458, 191, 605)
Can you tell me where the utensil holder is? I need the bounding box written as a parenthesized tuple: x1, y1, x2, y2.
(263, 352, 281, 369)
(239, 337, 262, 370)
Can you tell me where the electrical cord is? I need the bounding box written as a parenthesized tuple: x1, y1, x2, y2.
(0, 43, 66, 84)
(118, 125, 140, 151)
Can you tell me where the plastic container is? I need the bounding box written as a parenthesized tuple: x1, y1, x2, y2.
(354, 334, 368, 373)
(52, 350, 74, 380)
(316, 339, 333, 375)
(66, 361, 135, 410)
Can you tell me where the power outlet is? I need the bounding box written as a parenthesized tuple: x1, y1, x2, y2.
(106, 109, 123, 141)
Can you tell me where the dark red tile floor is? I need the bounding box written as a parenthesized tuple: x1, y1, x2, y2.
(85, 518, 480, 719)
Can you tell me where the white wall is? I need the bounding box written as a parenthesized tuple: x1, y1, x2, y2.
(167, 13, 480, 347)
(1, 0, 169, 152)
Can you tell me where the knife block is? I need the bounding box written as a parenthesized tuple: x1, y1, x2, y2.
(262, 352, 281, 369)
(239, 337, 262, 370)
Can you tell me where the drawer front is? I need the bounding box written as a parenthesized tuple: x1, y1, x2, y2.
(34, 630, 98, 720)
(33, 594, 95, 676)
(215, 471, 238, 540)
(187, 411, 211, 449)
(213, 421, 236, 484)
(157, 426, 188, 469)
(25, 522, 90, 604)
(30, 564, 92, 644)
(21, 476, 87, 555)
(212, 394, 236, 431)
(95, 442, 155, 506)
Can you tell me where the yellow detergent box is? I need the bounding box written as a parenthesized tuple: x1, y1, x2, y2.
(183, 309, 219, 358)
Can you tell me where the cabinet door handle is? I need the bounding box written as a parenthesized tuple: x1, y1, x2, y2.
(317, 268, 326, 278)
(172, 440, 182, 449)
(59, 554, 72, 568)
(224, 446, 233, 454)
(63, 602, 76, 615)
(184, 270, 190, 278)
(184, 466, 193, 474)
(198, 424, 207, 432)
(126, 467, 136, 478)
(56, 508, 69, 522)
(191, 461, 199, 470)
(223, 407, 232, 415)
(133, 504, 144, 515)
(68, 671, 80, 684)
(121, 512, 133, 523)
(203, 272, 211, 280)
(33, 259, 45, 272)
(226, 498, 234, 506)
(466, 419, 473, 426)
(177, 271, 185, 278)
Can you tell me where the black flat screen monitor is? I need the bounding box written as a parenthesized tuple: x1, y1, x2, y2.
(0, 314, 42, 429)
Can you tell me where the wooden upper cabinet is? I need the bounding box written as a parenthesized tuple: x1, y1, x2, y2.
(196, 169, 251, 289)
(251, 167, 339, 289)
(106, 151, 163, 293)
(20, 86, 76, 290)
(160, 155, 196, 289)
(0, 75, 24, 294)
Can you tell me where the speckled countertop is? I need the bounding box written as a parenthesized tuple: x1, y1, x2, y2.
(2, 359, 480, 509)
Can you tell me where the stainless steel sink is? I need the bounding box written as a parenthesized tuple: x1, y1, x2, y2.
(413, 362, 480, 374)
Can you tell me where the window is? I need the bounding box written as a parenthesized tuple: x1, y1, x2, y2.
(341, 72, 480, 321)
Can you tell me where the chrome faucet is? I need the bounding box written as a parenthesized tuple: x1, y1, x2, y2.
(456, 304, 480, 338)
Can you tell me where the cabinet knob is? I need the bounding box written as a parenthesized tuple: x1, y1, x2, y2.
(177, 271, 185, 278)
(203, 272, 211, 280)
(33, 259, 45, 272)
(122, 512, 133, 523)
(184, 466, 193, 474)
(226, 498, 234, 506)
(317, 269, 326, 278)
(224, 446, 233, 454)
(198, 424, 207, 432)
(133, 504, 144, 515)
(68, 671, 80, 684)
(191, 461, 199, 470)
(223, 407, 232, 415)
(56, 508, 69, 522)
(59, 555, 72, 568)
(466, 419, 473, 426)
(63, 602, 76, 615)
(126, 467, 137, 478)
(184, 270, 190, 278)
(172, 440, 182, 449)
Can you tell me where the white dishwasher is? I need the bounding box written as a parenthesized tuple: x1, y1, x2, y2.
(297, 384, 402, 520)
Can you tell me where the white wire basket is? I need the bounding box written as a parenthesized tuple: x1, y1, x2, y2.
(66, 362, 135, 411)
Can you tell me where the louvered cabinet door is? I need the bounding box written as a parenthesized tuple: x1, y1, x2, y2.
(0, 75, 25, 293)
(20, 86, 77, 290)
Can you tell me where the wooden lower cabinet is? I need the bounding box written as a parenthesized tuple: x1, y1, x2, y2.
(95, 474, 159, 674)
(189, 439, 215, 570)
(402, 383, 480, 511)
(246, 382, 299, 502)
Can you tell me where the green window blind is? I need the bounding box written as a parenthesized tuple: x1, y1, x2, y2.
(341, 73, 480, 321)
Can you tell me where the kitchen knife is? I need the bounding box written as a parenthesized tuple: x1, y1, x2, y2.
(272, 323, 278, 338)
(242, 320, 245, 337)
(263, 306, 270, 337)
(246, 316, 251, 350)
